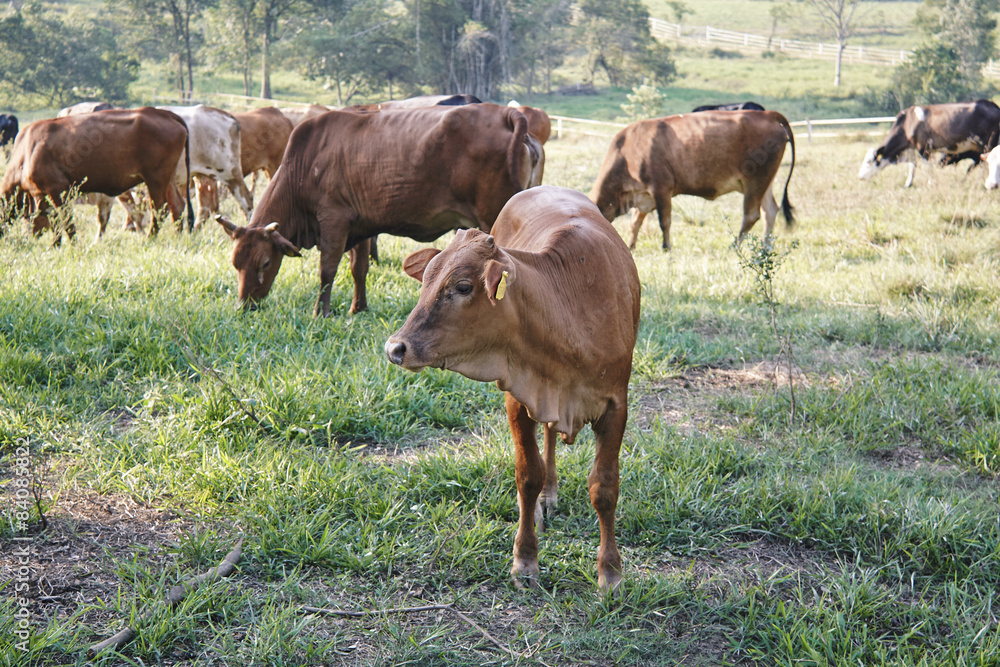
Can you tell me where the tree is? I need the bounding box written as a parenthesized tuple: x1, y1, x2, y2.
(666, 0, 691, 24)
(256, 0, 300, 98)
(0, 3, 139, 107)
(915, 0, 998, 83)
(620, 83, 665, 121)
(803, 0, 865, 86)
(300, 0, 413, 104)
(890, 42, 974, 107)
(767, 1, 797, 49)
(403, 0, 512, 101)
(508, 0, 572, 95)
(204, 0, 260, 96)
(579, 0, 676, 88)
(113, 0, 212, 99)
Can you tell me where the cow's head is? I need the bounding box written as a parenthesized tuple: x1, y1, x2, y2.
(385, 228, 515, 381)
(984, 146, 1000, 190)
(858, 147, 885, 179)
(216, 215, 301, 309)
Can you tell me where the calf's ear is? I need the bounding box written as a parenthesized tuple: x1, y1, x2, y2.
(484, 258, 513, 305)
(403, 248, 441, 282)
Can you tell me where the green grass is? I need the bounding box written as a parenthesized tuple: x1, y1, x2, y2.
(2, 123, 1000, 666)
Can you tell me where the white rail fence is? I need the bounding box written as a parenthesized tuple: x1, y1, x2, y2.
(548, 114, 896, 141)
(648, 17, 1000, 78)
(146, 90, 896, 143)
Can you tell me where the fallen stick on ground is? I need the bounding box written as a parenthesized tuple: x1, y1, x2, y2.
(87, 537, 244, 658)
(301, 601, 519, 660)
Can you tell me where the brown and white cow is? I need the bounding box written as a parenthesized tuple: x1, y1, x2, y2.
(1, 107, 192, 239)
(216, 103, 541, 316)
(859, 100, 1000, 188)
(158, 105, 253, 228)
(590, 110, 796, 250)
(197, 107, 295, 215)
(385, 186, 641, 592)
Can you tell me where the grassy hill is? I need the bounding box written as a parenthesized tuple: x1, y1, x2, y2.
(644, 0, 923, 49)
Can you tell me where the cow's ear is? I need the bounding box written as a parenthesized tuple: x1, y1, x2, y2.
(403, 248, 441, 282)
(216, 214, 242, 240)
(484, 258, 513, 305)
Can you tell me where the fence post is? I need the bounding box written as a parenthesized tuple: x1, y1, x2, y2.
(744, 33, 749, 46)
(807, 119, 813, 143)
(557, 117, 563, 140)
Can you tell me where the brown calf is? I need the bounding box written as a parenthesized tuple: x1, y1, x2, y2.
(385, 186, 641, 592)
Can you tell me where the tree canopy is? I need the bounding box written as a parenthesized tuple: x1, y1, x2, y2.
(0, 0, 678, 107)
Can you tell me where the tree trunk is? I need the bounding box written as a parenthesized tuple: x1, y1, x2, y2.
(260, 26, 271, 99)
(177, 52, 185, 98)
(835, 39, 844, 86)
(185, 11, 194, 101)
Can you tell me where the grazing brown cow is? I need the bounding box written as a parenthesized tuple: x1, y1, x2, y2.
(1, 107, 192, 239)
(858, 100, 1000, 187)
(385, 186, 641, 592)
(590, 110, 796, 250)
(217, 103, 541, 316)
(233, 107, 294, 181)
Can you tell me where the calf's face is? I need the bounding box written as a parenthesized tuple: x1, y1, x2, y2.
(216, 216, 301, 308)
(385, 229, 514, 379)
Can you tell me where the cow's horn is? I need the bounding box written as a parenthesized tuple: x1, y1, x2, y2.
(485, 235, 495, 248)
(264, 222, 279, 234)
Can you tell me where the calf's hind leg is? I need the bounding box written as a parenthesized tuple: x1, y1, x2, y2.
(589, 400, 627, 593)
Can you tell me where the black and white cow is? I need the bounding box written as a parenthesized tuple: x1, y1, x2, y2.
(859, 100, 1000, 187)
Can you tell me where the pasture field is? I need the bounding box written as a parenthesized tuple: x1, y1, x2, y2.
(2, 128, 1000, 666)
(643, 0, 922, 49)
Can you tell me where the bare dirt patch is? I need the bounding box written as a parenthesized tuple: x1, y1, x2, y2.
(634, 361, 814, 437)
(4, 485, 194, 640)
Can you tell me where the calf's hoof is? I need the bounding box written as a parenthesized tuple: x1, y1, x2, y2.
(511, 559, 539, 590)
(598, 569, 623, 595)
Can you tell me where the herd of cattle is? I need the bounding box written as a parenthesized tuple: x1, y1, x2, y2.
(1, 94, 997, 591)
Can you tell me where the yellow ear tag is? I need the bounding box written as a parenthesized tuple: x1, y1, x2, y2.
(495, 271, 509, 301)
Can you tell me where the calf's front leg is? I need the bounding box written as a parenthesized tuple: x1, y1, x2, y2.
(506, 392, 544, 589)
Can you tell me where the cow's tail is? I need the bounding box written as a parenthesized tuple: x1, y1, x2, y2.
(777, 114, 795, 228)
(183, 121, 194, 232)
(505, 106, 530, 192)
